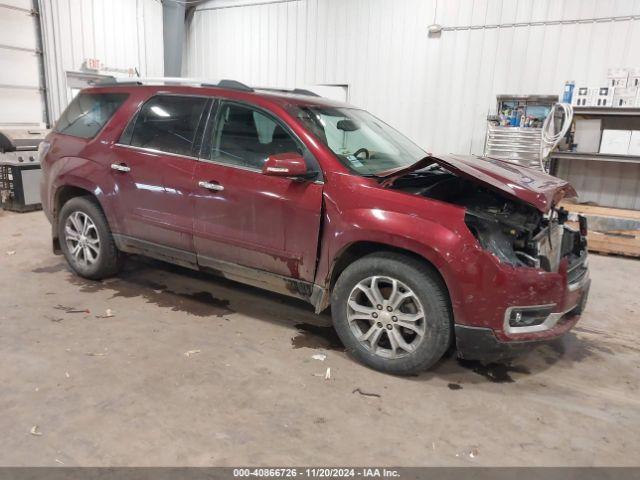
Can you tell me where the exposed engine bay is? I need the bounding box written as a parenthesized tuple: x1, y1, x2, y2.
(389, 167, 587, 273)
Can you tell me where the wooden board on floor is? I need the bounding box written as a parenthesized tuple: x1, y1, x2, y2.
(561, 202, 640, 258)
(559, 201, 640, 221)
(566, 221, 640, 258)
(586, 231, 640, 257)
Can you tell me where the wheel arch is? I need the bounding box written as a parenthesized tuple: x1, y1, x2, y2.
(52, 184, 106, 253)
(329, 241, 448, 293)
(315, 239, 457, 318)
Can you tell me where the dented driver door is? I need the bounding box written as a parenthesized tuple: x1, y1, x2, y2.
(193, 100, 323, 282)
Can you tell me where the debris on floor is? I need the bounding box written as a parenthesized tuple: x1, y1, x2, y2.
(311, 353, 327, 361)
(324, 367, 331, 380)
(54, 459, 64, 465)
(6, 250, 16, 256)
(84, 352, 107, 357)
(291, 323, 344, 351)
(95, 309, 115, 318)
(184, 349, 201, 357)
(55, 305, 90, 314)
(448, 383, 463, 390)
(457, 359, 530, 383)
(456, 446, 479, 459)
(352, 387, 381, 398)
(65, 371, 70, 378)
(29, 425, 42, 436)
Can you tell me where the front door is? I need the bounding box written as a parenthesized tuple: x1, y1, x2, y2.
(108, 94, 209, 253)
(193, 100, 323, 282)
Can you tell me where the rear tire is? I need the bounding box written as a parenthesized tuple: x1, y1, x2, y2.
(58, 196, 122, 280)
(331, 252, 452, 375)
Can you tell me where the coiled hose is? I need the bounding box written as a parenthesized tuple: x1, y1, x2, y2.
(540, 102, 573, 173)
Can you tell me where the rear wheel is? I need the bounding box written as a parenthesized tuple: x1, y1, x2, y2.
(331, 252, 452, 374)
(58, 196, 122, 280)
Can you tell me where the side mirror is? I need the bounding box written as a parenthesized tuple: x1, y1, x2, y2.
(262, 152, 309, 178)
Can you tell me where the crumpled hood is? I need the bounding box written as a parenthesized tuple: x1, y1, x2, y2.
(380, 154, 577, 213)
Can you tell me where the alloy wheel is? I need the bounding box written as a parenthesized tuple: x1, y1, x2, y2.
(64, 211, 101, 267)
(347, 276, 427, 359)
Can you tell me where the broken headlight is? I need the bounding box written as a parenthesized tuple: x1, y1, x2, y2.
(465, 212, 539, 268)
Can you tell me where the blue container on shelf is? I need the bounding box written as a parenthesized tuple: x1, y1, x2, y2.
(562, 81, 575, 103)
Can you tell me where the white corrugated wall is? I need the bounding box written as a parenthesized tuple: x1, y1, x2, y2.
(0, 0, 44, 126)
(185, 0, 640, 154)
(184, 0, 640, 207)
(39, 0, 165, 122)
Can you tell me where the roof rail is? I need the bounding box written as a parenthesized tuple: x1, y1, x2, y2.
(206, 79, 254, 92)
(256, 87, 321, 97)
(292, 88, 321, 97)
(92, 76, 254, 92)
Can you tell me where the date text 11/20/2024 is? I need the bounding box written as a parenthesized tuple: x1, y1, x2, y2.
(233, 468, 400, 478)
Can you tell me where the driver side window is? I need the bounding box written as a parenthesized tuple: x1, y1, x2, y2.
(210, 102, 303, 170)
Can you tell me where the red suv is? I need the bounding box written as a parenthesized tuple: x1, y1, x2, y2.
(39, 79, 590, 374)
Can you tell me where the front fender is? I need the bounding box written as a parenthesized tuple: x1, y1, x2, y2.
(333, 207, 469, 272)
(316, 202, 480, 323)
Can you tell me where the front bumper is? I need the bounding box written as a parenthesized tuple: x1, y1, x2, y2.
(455, 277, 590, 361)
(455, 324, 560, 362)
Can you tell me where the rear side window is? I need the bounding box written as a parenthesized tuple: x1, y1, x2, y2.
(125, 95, 208, 156)
(55, 93, 128, 139)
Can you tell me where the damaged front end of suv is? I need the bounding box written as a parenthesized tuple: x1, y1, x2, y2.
(380, 153, 590, 356)
(382, 154, 588, 278)
(463, 190, 588, 275)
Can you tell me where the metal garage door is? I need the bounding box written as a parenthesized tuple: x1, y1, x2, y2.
(0, 0, 47, 127)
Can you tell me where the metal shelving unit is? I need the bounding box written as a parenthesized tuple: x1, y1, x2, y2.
(484, 94, 557, 170)
(485, 125, 542, 169)
(571, 107, 640, 117)
(550, 151, 640, 164)
(552, 106, 640, 210)
(551, 107, 640, 166)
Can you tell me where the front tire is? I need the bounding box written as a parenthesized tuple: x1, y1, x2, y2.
(58, 196, 122, 280)
(331, 252, 452, 375)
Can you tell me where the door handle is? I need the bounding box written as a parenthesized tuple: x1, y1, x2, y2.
(111, 163, 131, 173)
(198, 180, 224, 192)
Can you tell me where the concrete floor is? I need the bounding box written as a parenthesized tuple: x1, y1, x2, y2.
(1, 209, 639, 466)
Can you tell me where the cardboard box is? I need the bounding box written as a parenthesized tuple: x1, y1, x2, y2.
(571, 86, 594, 106)
(594, 86, 614, 107)
(574, 119, 602, 153)
(600, 129, 631, 154)
(613, 86, 639, 108)
(608, 68, 629, 88)
(628, 67, 640, 89)
(629, 131, 640, 156)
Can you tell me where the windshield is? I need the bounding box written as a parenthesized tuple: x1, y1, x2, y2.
(291, 106, 426, 175)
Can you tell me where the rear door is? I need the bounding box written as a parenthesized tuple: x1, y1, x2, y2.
(109, 94, 209, 254)
(193, 100, 323, 281)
